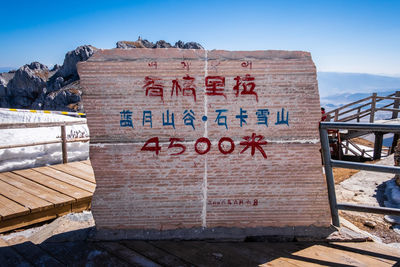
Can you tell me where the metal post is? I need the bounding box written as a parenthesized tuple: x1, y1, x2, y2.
(390, 91, 400, 154)
(357, 107, 361, 122)
(370, 93, 377, 123)
(61, 125, 68, 164)
(392, 91, 400, 119)
(334, 110, 339, 121)
(373, 132, 383, 160)
(319, 128, 340, 227)
(391, 134, 399, 154)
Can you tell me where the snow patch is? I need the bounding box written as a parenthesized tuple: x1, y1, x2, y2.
(0, 110, 89, 172)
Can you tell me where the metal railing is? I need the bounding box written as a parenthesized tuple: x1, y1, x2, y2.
(320, 122, 400, 227)
(0, 120, 89, 164)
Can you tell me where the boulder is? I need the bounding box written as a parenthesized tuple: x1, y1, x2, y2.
(0, 77, 8, 107)
(6, 62, 49, 108)
(48, 45, 97, 92)
(140, 38, 155, 48)
(51, 64, 61, 72)
(116, 38, 154, 49)
(0, 77, 7, 97)
(174, 40, 185, 48)
(183, 41, 204, 49)
(32, 80, 83, 112)
(154, 40, 172, 48)
(116, 41, 137, 49)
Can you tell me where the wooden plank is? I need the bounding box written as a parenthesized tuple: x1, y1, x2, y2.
(375, 96, 400, 101)
(12, 169, 92, 202)
(82, 160, 92, 165)
(67, 161, 95, 176)
(330, 242, 400, 265)
(72, 200, 92, 213)
(0, 204, 71, 233)
(121, 240, 194, 267)
(0, 245, 34, 266)
(0, 172, 75, 206)
(0, 194, 29, 220)
(0, 180, 53, 213)
(292, 244, 395, 266)
(50, 163, 96, 183)
(33, 167, 96, 193)
(96, 242, 161, 267)
(39, 241, 130, 266)
(377, 108, 400, 112)
(195, 241, 276, 266)
(150, 241, 261, 267)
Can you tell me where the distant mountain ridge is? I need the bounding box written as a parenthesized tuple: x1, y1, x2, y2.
(318, 72, 400, 110)
(0, 67, 15, 73)
(318, 72, 400, 97)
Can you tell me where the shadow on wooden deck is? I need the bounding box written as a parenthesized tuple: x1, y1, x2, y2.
(1, 227, 399, 266)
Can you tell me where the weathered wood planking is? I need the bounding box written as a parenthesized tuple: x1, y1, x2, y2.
(0, 160, 95, 233)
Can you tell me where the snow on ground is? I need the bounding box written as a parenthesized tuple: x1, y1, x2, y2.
(0, 109, 89, 172)
(336, 154, 400, 245)
(336, 155, 395, 206)
(342, 142, 376, 158)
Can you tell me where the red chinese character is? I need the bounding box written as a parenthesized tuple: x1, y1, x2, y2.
(171, 75, 196, 102)
(205, 76, 226, 98)
(143, 76, 164, 101)
(239, 133, 267, 158)
(253, 199, 258, 206)
(233, 74, 258, 102)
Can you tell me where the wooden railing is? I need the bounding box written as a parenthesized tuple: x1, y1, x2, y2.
(0, 120, 89, 164)
(326, 91, 400, 123)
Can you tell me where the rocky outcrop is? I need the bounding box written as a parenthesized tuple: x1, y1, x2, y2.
(6, 62, 49, 108)
(0, 39, 203, 112)
(116, 41, 137, 49)
(47, 45, 97, 92)
(32, 80, 82, 111)
(181, 41, 204, 49)
(0, 77, 8, 107)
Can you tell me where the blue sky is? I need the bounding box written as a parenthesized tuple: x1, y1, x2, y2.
(1, 0, 399, 76)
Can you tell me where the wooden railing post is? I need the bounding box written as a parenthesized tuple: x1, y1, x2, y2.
(370, 93, 377, 123)
(334, 110, 339, 121)
(61, 125, 68, 164)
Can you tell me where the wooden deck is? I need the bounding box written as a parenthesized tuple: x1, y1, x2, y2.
(0, 237, 399, 266)
(0, 160, 95, 233)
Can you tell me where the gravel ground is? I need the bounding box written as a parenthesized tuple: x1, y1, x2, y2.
(336, 154, 400, 246)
